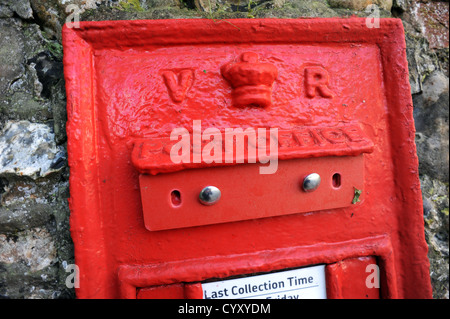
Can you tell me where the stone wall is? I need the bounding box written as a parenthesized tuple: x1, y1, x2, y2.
(0, 0, 448, 299)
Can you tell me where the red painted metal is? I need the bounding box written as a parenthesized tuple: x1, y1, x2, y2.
(137, 284, 185, 299)
(63, 18, 432, 299)
(326, 256, 380, 299)
(139, 155, 365, 231)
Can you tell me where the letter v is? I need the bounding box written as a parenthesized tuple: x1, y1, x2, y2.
(162, 69, 194, 103)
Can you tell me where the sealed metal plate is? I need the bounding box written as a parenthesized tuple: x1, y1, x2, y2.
(140, 155, 364, 231)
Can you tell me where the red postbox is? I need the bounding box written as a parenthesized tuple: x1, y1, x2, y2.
(63, 18, 432, 299)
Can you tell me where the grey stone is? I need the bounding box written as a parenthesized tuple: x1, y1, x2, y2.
(0, 19, 61, 124)
(0, 228, 57, 272)
(0, 19, 25, 96)
(195, 0, 217, 12)
(413, 71, 449, 183)
(50, 80, 68, 145)
(0, 176, 68, 233)
(0, 227, 62, 299)
(29, 0, 65, 40)
(145, 0, 181, 8)
(436, 47, 449, 77)
(0, 260, 60, 299)
(260, 0, 339, 18)
(421, 174, 449, 299)
(28, 1, 180, 39)
(422, 71, 449, 106)
(0, 5, 14, 18)
(0, 167, 73, 299)
(0, 121, 66, 180)
(399, 1, 448, 94)
(404, 30, 440, 95)
(3, 0, 34, 19)
(392, 0, 408, 12)
(81, 3, 202, 21)
(327, 0, 393, 11)
(1, 91, 53, 122)
(0, 202, 54, 234)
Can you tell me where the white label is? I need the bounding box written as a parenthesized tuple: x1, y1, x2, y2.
(202, 264, 327, 299)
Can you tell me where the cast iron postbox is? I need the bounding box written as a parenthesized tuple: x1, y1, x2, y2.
(63, 18, 432, 299)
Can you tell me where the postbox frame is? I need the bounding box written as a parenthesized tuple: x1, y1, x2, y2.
(63, 18, 432, 299)
(117, 235, 397, 299)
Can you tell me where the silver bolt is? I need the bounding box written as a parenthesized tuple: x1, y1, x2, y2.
(199, 186, 221, 206)
(302, 173, 321, 192)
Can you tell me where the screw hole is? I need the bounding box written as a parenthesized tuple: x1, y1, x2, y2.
(171, 190, 181, 206)
(332, 173, 341, 188)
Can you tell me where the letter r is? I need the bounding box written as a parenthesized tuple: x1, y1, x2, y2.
(304, 66, 334, 98)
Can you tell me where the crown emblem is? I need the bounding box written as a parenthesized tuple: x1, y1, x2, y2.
(221, 52, 278, 108)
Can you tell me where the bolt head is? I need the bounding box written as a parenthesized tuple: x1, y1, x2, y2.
(199, 186, 221, 206)
(303, 173, 321, 192)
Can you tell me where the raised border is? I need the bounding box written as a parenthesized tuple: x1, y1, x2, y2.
(63, 18, 431, 298)
(117, 235, 398, 299)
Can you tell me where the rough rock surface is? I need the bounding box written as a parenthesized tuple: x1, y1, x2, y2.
(0, 0, 448, 299)
(0, 121, 66, 180)
(328, 0, 393, 11)
(413, 71, 449, 183)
